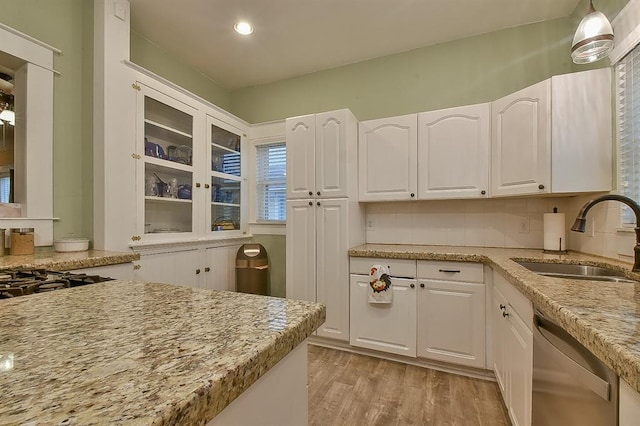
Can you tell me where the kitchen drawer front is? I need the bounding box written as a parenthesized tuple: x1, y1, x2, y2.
(417, 260, 483, 283)
(349, 257, 416, 278)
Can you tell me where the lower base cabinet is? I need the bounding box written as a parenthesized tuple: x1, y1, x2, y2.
(132, 243, 243, 290)
(349, 258, 485, 369)
(349, 274, 417, 357)
(492, 271, 533, 426)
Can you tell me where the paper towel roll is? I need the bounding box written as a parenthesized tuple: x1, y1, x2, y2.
(543, 212, 566, 251)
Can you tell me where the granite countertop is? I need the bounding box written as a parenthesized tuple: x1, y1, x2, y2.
(0, 247, 139, 271)
(0, 281, 325, 425)
(349, 244, 640, 393)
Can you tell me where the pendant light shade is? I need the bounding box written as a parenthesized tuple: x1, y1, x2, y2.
(571, 1, 614, 64)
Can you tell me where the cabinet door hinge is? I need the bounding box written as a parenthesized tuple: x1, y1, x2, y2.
(133, 264, 141, 270)
(131, 153, 141, 160)
(131, 235, 141, 241)
(132, 83, 141, 91)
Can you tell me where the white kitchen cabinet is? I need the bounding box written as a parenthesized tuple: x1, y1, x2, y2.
(133, 249, 200, 288)
(286, 108, 364, 343)
(492, 271, 533, 426)
(349, 274, 417, 357)
(286, 109, 356, 200)
(287, 198, 362, 341)
(358, 114, 418, 201)
(491, 68, 611, 197)
(417, 103, 490, 199)
(349, 258, 486, 368)
(415, 261, 485, 368)
(203, 244, 241, 291)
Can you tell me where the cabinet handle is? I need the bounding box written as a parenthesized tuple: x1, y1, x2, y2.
(503, 311, 509, 318)
(205, 184, 210, 189)
(420, 283, 425, 288)
(195, 183, 201, 188)
(438, 269, 461, 273)
(410, 283, 415, 289)
(481, 190, 486, 195)
(499, 304, 506, 310)
(317, 191, 321, 196)
(196, 269, 201, 275)
(309, 201, 313, 206)
(205, 267, 211, 272)
(308, 191, 312, 196)
(317, 202, 321, 206)
(410, 193, 415, 198)
(538, 184, 545, 190)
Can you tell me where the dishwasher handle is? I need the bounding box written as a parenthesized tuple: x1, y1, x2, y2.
(534, 313, 611, 401)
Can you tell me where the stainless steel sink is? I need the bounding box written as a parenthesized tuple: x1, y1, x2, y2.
(515, 261, 639, 283)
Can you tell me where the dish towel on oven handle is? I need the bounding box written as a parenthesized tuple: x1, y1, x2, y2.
(369, 264, 393, 304)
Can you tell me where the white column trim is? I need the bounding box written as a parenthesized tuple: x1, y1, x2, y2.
(610, 0, 640, 63)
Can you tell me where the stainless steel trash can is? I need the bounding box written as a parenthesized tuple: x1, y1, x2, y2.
(236, 244, 269, 295)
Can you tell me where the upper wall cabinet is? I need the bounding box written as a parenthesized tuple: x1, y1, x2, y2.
(417, 103, 490, 199)
(134, 80, 247, 244)
(491, 68, 611, 197)
(286, 109, 357, 200)
(358, 114, 418, 201)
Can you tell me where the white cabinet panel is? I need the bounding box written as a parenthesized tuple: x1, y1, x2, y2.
(507, 309, 533, 426)
(350, 275, 417, 357)
(286, 115, 316, 199)
(418, 103, 490, 199)
(620, 379, 640, 426)
(204, 245, 241, 291)
(491, 79, 550, 197)
(359, 114, 418, 201)
(134, 249, 200, 288)
(315, 111, 349, 199)
(416, 280, 485, 368)
(492, 285, 508, 397)
(286, 200, 316, 302)
(316, 199, 349, 340)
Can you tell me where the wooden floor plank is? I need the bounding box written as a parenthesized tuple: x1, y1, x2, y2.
(308, 345, 510, 426)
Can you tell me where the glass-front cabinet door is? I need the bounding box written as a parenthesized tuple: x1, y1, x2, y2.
(136, 84, 198, 241)
(208, 115, 245, 236)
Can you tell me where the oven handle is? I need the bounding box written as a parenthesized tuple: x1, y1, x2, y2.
(534, 313, 610, 401)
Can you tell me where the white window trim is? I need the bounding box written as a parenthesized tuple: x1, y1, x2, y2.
(613, 0, 640, 239)
(248, 121, 286, 235)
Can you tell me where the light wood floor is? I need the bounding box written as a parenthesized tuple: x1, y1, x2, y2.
(308, 345, 510, 426)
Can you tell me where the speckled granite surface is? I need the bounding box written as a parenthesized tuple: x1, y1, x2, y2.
(349, 244, 640, 393)
(0, 247, 138, 271)
(0, 281, 325, 425)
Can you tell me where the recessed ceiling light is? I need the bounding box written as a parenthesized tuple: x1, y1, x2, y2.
(234, 21, 253, 35)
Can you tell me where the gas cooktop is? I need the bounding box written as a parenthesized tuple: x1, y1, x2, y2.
(0, 268, 114, 299)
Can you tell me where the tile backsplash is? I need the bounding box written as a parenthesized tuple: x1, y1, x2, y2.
(364, 195, 636, 263)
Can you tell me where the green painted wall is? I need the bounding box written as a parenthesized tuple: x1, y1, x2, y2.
(230, 18, 574, 123)
(130, 32, 232, 110)
(251, 234, 286, 298)
(0, 0, 94, 241)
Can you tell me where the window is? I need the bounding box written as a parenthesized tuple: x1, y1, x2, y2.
(0, 172, 10, 203)
(256, 142, 286, 221)
(618, 43, 640, 224)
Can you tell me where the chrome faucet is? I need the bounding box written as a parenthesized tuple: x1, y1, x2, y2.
(571, 194, 640, 272)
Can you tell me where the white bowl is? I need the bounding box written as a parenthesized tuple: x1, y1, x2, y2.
(53, 238, 90, 252)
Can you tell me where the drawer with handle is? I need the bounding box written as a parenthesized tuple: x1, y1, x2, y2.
(417, 260, 483, 283)
(349, 257, 416, 278)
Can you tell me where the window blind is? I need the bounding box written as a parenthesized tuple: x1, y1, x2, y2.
(618, 43, 640, 224)
(0, 175, 9, 203)
(256, 142, 286, 221)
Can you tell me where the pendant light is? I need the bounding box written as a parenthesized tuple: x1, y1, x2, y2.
(571, 0, 614, 64)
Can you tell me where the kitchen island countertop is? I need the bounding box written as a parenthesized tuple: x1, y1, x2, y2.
(349, 244, 640, 394)
(0, 281, 325, 425)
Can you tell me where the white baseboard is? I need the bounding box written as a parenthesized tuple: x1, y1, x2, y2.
(308, 336, 496, 382)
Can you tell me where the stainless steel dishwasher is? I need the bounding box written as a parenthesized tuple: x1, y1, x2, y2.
(532, 309, 618, 425)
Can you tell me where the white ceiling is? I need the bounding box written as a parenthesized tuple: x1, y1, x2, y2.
(129, 0, 582, 90)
